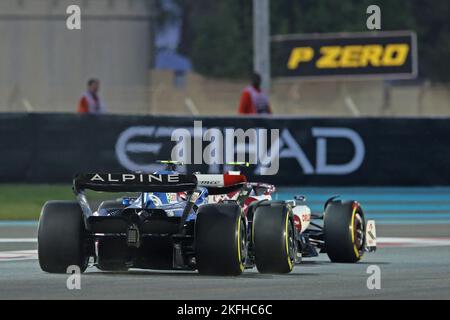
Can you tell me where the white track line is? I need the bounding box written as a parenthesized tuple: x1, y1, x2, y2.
(1, 237, 450, 246)
(2, 238, 449, 244)
(377, 237, 450, 247)
(0, 250, 37, 261)
(0, 237, 450, 262)
(0, 238, 37, 243)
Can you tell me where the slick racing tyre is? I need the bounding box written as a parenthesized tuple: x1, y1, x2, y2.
(38, 201, 89, 273)
(195, 203, 247, 276)
(324, 201, 365, 263)
(253, 202, 295, 274)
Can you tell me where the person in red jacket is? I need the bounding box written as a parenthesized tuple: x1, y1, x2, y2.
(77, 78, 106, 114)
(238, 73, 272, 115)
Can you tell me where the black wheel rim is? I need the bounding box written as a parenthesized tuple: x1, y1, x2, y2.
(239, 218, 247, 264)
(287, 221, 295, 265)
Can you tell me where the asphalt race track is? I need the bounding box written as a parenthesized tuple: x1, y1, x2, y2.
(1, 187, 450, 300)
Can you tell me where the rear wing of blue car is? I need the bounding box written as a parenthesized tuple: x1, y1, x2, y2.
(73, 173, 198, 193)
(73, 173, 198, 230)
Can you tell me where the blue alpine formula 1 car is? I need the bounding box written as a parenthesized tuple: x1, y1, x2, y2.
(38, 162, 376, 275)
(38, 164, 253, 275)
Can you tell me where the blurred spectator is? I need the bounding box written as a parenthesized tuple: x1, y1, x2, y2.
(77, 79, 106, 114)
(238, 73, 272, 115)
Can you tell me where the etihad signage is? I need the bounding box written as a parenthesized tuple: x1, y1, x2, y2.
(115, 125, 365, 177)
(271, 31, 418, 80)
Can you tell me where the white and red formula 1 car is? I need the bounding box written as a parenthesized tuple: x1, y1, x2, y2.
(196, 164, 377, 270)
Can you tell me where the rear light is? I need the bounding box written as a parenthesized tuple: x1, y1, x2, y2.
(127, 224, 140, 248)
(293, 214, 302, 232)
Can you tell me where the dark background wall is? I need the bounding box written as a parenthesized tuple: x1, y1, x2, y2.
(1, 113, 449, 186)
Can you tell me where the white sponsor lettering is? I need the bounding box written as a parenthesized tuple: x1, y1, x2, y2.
(107, 174, 119, 182)
(89, 174, 180, 183)
(90, 174, 105, 182)
(122, 174, 136, 182)
(167, 174, 180, 183)
(115, 125, 365, 176)
(195, 174, 225, 187)
(258, 127, 365, 175)
(313, 127, 365, 175)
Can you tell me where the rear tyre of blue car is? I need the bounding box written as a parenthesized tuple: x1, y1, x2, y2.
(253, 203, 295, 274)
(195, 203, 246, 276)
(38, 201, 89, 273)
